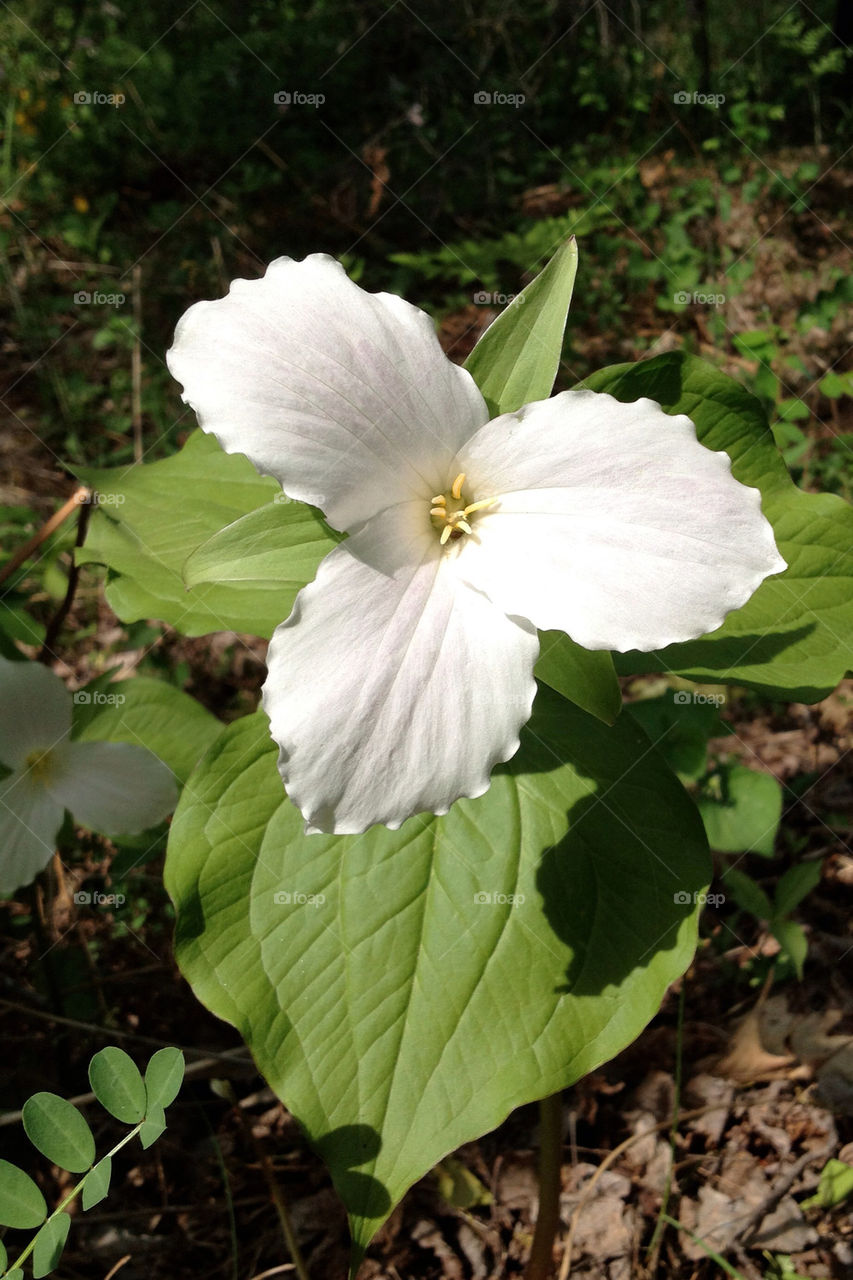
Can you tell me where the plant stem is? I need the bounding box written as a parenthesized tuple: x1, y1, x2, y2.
(39, 491, 92, 662)
(0, 487, 90, 588)
(525, 1092, 563, 1280)
(6, 1123, 144, 1275)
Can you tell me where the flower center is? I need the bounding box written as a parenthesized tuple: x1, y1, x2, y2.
(25, 747, 56, 784)
(429, 473, 497, 547)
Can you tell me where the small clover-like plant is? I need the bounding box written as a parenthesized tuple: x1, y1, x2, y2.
(0, 1046, 184, 1278)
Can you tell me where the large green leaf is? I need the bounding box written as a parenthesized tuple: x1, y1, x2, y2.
(74, 676, 222, 785)
(76, 432, 332, 638)
(166, 687, 709, 1266)
(464, 236, 578, 417)
(581, 353, 853, 700)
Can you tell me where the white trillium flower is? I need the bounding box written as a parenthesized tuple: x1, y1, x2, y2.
(0, 658, 179, 896)
(167, 255, 786, 836)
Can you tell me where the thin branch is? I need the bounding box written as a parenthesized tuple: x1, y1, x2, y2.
(0, 486, 90, 588)
(38, 490, 93, 661)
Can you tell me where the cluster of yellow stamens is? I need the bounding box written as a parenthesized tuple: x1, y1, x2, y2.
(430, 472, 497, 546)
(25, 748, 55, 783)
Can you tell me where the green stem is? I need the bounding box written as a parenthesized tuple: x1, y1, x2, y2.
(525, 1092, 563, 1280)
(659, 1214, 748, 1280)
(6, 1123, 144, 1276)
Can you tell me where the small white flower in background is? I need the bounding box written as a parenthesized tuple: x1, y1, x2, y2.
(167, 255, 786, 836)
(0, 659, 178, 896)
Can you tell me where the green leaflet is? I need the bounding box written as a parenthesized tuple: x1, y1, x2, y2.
(464, 235, 578, 417)
(76, 431, 325, 638)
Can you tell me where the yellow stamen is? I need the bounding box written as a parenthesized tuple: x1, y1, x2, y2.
(456, 518, 472, 535)
(430, 506, 447, 516)
(431, 494, 446, 505)
(439, 525, 453, 545)
(462, 497, 498, 516)
(450, 472, 465, 500)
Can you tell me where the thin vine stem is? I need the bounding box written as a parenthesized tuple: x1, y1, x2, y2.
(6, 1122, 144, 1276)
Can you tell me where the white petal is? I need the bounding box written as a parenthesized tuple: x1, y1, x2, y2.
(44, 742, 178, 835)
(0, 657, 72, 770)
(0, 768, 63, 896)
(456, 390, 787, 651)
(262, 505, 539, 834)
(166, 254, 489, 531)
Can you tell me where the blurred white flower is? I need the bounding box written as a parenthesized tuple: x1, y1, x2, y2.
(168, 254, 785, 836)
(0, 658, 178, 896)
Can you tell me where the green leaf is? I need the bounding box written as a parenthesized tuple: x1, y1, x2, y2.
(434, 1157, 492, 1209)
(464, 237, 578, 416)
(183, 501, 339, 592)
(626, 691, 727, 783)
(22, 1093, 96, 1172)
(801, 1158, 853, 1210)
(75, 677, 222, 784)
(76, 431, 317, 637)
(0, 1236, 7, 1268)
(721, 867, 773, 921)
(581, 352, 853, 701)
(697, 765, 783, 856)
(771, 918, 809, 980)
(81, 1156, 112, 1211)
(0, 1160, 47, 1228)
(32, 1212, 71, 1278)
(138, 1104, 167, 1150)
(772, 860, 822, 920)
(89, 1047, 147, 1124)
(165, 690, 709, 1262)
(144, 1048, 185, 1110)
(534, 631, 621, 724)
